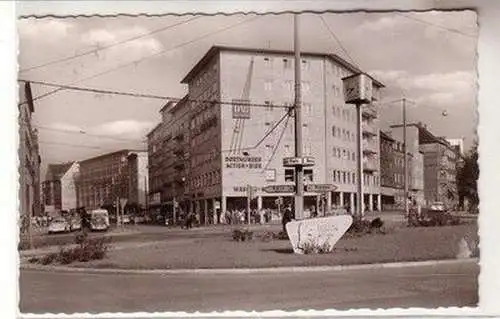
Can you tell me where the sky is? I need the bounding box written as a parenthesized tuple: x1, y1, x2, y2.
(17, 10, 478, 178)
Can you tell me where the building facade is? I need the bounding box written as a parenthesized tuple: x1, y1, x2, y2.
(148, 46, 385, 223)
(75, 149, 148, 212)
(379, 130, 418, 210)
(42, 162, 79, 213)
(391, 123, 458, 208)
(18, 81, 42, 219)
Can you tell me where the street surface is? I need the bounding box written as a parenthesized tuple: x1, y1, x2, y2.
(20, 261, 478, 313)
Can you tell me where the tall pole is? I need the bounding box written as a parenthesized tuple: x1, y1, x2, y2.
(403, 98, 409, 218)
(293, 13, 304, 220)
(356, 104, 364, 221)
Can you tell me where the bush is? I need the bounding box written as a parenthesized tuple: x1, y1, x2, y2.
(232, 229, 254, 242)
(29, 233, 111, 265)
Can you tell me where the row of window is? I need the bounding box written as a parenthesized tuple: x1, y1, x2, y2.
(332, 147, 356, 161)
(190, 170, 221, 190)
(332, 125, 356, 142)
(262, 56, 351, 81)
(332, 170, 380, 186)
(284, 169, 314, 182)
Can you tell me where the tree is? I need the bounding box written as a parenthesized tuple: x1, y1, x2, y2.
(457, 143, 479, 213)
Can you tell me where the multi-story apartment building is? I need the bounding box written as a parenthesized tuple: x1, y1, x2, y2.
(42, 162, 79, 213)
(148, 46, 384, 222)
(18, 81, 42, 218)
(379, 130, 420, 209)
(75, 149, 148, 211)
(391, 123, 458, 208)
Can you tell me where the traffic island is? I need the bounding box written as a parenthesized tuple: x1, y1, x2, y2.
(37, 222, 478, 270)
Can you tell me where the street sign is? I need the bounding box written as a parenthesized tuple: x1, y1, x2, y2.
(283, 157, 302, 167)
(262, 184, 295, 193)
(119, 198, 128, 208)
(303, 156, 315, 167)
(214, 201, 220, 209)
(305, 184, 337, 193)
(283, 156, 316, 167)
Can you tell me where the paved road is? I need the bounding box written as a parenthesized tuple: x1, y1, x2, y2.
(20, 261, 478, 313)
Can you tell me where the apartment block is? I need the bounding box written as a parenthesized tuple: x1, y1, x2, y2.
(42, 162, 79, 213)
(75, 149, 148, 211)
(148, 46, 385, 223)
(18, 81, 42, 218)
(391, 123, 458, 208)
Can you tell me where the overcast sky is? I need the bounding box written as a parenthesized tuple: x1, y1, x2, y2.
(17, 10, 478, 177)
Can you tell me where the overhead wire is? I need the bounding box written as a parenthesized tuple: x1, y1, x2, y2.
(318, 15, 359, 67)
(18, 79, 291, 109)
(263, 108, 293, 171)
(21, 15, 261, 105)
(19, 16, 203, 73)
(395, 12, 476, 38)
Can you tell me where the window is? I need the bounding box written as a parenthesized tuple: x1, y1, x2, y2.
(332, 147, 337, 157)
(337, 148, 341, 158)
(304, 169, 313, 182)
(283, 58, 291, 69)
(302, 81, 311, 93)
(264, 80, 273, 91)
(284, 144, 292, 156)
(265, 169, 276, 182)
(303, 103, 312, 115)
(302, 124, 309, 136)
(347, 172, 351, 184)
(301, 59, 310, 71)
(352, 172, 356, 183)
(342, 172, 347, 184)
(303, 144, 311, 156)
(343, 149, 347, 159)
(264, 57, 272, 68)
(332, 125, 337, 137)
(284, 80, 293, 91)
(332, 170, 337, 182)
(285, 169, 294, 182)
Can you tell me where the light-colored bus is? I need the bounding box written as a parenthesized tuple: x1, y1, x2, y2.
(90, 209, 110, 231)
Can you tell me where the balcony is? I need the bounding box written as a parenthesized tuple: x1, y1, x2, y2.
(363, 159, 378, 172)
(363, 139, 378, 155)
(362, 105, 377, 119)
(362, 124, 377, 137)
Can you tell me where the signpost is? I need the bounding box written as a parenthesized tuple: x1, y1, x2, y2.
(283, 156, 315, 167)
(262, 185, 295, 193)
(305, 184, 337, 193)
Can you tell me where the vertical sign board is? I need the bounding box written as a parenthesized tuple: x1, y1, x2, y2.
(342, 73, 373, 104)
(232, 99, 251, 119)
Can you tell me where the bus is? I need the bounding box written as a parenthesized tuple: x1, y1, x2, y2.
(90, 209, 110, 231)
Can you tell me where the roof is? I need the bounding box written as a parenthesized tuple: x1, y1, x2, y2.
(180, 45, 384, 87)
(379, 130, 395, 142)
(79, 149, 131, 164)
(146, 122, 162, 138)
(390, 122, 454, 149)
(45, 162, 74, 181)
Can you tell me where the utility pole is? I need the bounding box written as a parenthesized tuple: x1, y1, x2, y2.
(403, 97, 409, 219)
(293, 13, 304, 220)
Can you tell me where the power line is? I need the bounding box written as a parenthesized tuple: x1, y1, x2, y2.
(319, 16, 359, 67)
(19, 16, 203, 73)
(395, 13, 476, 38)
(34, 125, 147, 143)
(18, 79, 291, 109)
(22, 15, 261, 105)
(263, 108, 292, 171)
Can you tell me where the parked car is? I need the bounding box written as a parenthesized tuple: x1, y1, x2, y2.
(89, 209, 110, 231)
(48, 218, 71, 234)
(69, 216, 82, 231)
(422, 202, 452, 226)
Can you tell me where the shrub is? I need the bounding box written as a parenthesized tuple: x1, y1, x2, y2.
(30, 233, 110, 265)
(299, 240, 316, 254)
(317, 242, 333, 254)
(232, 229, 254, 242)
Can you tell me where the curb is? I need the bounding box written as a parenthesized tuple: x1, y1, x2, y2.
(21, 258, 479, 275)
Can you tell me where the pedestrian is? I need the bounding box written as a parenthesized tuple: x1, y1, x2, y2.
(282, 205, 293, 233)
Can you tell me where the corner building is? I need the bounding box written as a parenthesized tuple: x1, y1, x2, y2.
(161, 46, 385, 222)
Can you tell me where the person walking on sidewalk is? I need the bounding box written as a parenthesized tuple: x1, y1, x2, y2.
(282, 205, 293, 234)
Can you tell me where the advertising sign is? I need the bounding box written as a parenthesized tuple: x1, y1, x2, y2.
(225, 156, 262, 169)
(262, 185, 295, 193)
(305, 184, 337, 193)
(232, 99, 251, 119)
